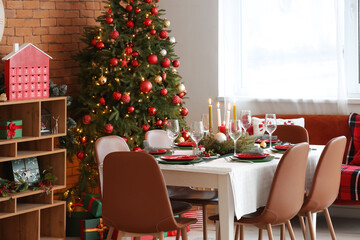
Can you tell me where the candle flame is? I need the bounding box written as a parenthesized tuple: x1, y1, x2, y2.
(217, 102, 220, 108)
(208, 98, 212, 104)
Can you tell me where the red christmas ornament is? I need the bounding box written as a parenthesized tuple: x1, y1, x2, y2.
(104, 124, 114, 134)
(132, 51, 139, 57)
(131, 60, 139, 67)
(113, 91, 122, 101)
(125, 5, 133, 12)
(161, 58, 171, 68)
(135, 8, 140, 13)
(178, 92, 185, 98)
(173, 60, 180, 68)
(159, 30, 168, 39)
(162, 72, 167, 80)
(148, 107, 157, 115)
(108, 8, 112, 15)
(160, 88, 168, 96)
(133, 146, 142, 152)
(91, 39, 97, 46)
(181, 107, 188, 116)
(110, 30, 119, 39)
(147, 54, 158, 64)
(172, 95, 181, 105)
(126, 20, 134, 28)
(140, 80, 153, 93)
(150, 7, 158, 15)
(182, 131, 190, 141)
(143, 18, 152, 27)
(121, 94, 130, 104)
(77, 152, 84, 159)
(128, 106, 135, 113)
(99, 97, 106, 105)
(122, 137, 128, 142)
(81, 136, 87, 144)
(125, 47, 133, 55)
(142, 124, 150, 132)
(144, 0, 152, 3)
(106, 16, 114, 24)
(120, 57, 129, 68)
(150, 29, 156, 35)
(82, 115, 91, 125)
(96, 41, 105, 50)
(156, 119, 163, 126)
(109, 57, 118, 66)
(156, 0, 160, 2)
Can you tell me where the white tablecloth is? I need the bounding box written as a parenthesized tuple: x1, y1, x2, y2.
(159, 145, 324, 219)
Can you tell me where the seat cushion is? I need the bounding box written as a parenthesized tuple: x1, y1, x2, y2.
(170, 201, 192, 215)
(338, 164, 360, 201)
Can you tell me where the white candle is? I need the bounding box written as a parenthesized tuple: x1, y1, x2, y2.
(225, 103, 231, 128)
(217, 102, 221, 127)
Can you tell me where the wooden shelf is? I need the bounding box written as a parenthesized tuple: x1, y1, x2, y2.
(0, 97, 67, 239)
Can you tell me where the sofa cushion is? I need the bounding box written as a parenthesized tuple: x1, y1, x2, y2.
(338, 164, 360, 201)
(347, 113, 360, 165)
(252, 117, 305, 136)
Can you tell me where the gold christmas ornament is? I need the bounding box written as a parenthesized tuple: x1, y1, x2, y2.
(178, 137, 185, 142)
(115, 77, 120, 82)
(154, 75, 163, 84)
(164, 19, 171, 28)
(99, 75, 107, 85)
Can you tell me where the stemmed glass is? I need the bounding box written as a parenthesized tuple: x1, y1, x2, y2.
(265, 114, 277, 149)
(166, 119, 180, 154)
(229, 120, 243, 156)
(201, 113, 210, 136)
(240, 110, 252, 132)
(190, 121, 204, 156)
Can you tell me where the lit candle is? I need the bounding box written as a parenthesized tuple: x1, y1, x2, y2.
(208, 98, 213, 130)
(217, 102, 221, 127)
(226, 103, 231, 128)
(233, 99, 237, 121)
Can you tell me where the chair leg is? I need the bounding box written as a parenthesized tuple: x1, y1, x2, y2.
(258, 228, 263, 240)
(234, 224, 240, 240)
(181, 227, 188, 240)
(280, 224, 285, 240)
(299, 215, 306, 238)
(203, 204, 208, 240)
(159, 232, 164, 240)
(324, 208, 337, 240)
(106, 227, 114, 240)
(176, 229, 181, 240)
(306, 211, 316, 240)
(240, 225, 244, 240)
(266, 224, 274, 240)
(286, 220, 296, 240)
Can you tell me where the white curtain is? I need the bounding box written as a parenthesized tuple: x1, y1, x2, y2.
(219, 0, 349, 115)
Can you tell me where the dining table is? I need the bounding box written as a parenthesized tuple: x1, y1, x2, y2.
(157, 145, 324, 240)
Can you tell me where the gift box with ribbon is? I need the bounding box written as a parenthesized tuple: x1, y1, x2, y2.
(66, 210, 94, 237)
(84, 194, 102, 218)
(0, 119, 22, 139)
(80, 218, 109, 240)
(11, 157, 40, 186)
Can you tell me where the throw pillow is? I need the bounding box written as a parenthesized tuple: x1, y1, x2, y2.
(252, 117, 305, 136)
(347, 113, 360, 165)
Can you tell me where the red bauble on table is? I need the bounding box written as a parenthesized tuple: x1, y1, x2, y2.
(91, 39, 97, 46)
(128, 106, 135, 113)
(142, 124, 150, 132)
(110, 30, 119, 39)
(148, 107, 157, 115)
(125, 47, 133, 55)
(181, 107, 188, 116)
(182, 131, 190, 141)
(106, 16, 114, 24)
(126, 20, 134, 28)
(96, 41, 105, 50)
(156, 119, 163, 126)
(161, 58, 171, 68)
(77, 152, 84, 159)
(104, 124, 113, 134)
(99, 97, 106, 105)
(151, 7, 158, 15)
(147, 54, 158, 65)
(143, 18, 152, 27)
(159, 30, 168, 39)
(112, 91, 121, 101)
(125, 5, 133, 12)
(132, 51, 139, 57)
(172, 95, 181, 105)
(160, 88, 168, 96)
(109, 57, 118, 66)
(150, 29, 156, 35)
(121, 94, 130, 104)
(131, 60, 139, 67)
(140, 80, 153, 93)
(82, 115, 91, 125)
(173, 60, 180, 68)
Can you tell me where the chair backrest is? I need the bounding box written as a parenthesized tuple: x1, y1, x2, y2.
(102, 152, 179, 233)
(273, 125, 309, 144)
(302, 136, 347, 212)
(94, 136, 130, 197)
(262, 142, 309, 224)
(145, 129, 172, 148)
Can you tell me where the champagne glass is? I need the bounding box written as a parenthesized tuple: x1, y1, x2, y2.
(201, 113, 210, 136)
(229, 120, 243, 156)
(166, 119, 180, 154)
(265, 114, 277, 149)
(190, 121, 204, 156)
(240, 110, 252, 131)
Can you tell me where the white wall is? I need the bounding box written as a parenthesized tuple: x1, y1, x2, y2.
(159, 0, 219, 124)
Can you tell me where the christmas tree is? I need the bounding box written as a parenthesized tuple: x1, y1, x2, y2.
(62, 0, 188, 198)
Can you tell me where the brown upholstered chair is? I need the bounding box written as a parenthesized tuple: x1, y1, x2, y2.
(102, 152, 197, 240)
(94, 135, 192, 216)
(145, 130, 218, 240)
(209, 142, 309, 240)
(298, 136, 347, 240)
(273, 125, 309, 143)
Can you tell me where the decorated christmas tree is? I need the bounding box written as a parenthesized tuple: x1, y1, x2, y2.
(62, 0, 188, 198)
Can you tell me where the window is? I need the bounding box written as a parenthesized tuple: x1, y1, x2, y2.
(219, 0, 359, 100)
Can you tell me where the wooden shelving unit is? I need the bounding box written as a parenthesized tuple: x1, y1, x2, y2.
(0, 97, 67, 240)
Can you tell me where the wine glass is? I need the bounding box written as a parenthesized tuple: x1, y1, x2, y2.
(240, 110, 252, 131)
(201, 113, 210, 136)
(229, 120, 243, 156)
(265, 114, 277, 149)
(166, 119, 180, 154)
(190, 121, 204, 156)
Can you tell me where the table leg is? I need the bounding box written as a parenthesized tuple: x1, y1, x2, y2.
(218, 175, 235, 240)
(305, 212, 317, 240)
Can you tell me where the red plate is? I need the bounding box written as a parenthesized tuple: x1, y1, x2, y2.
(149, 149, 170, 155)
(274, 145, 292, 150)
(235, 153, 269, 159)
(255, 139, 280, 144)
(160, 155, 198, 161)
(175, 142, 196, 147)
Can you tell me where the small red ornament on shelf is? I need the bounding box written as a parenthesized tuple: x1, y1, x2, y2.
(128, 106, 135, 113)
(147, 54, 158, 65)
(109, 57, 118, 66)
(99, 97, 105, 105)
(121, 94, 130, 104)
(151, 7, 158, 15)
(160, 88, 168, 96)
(125, 5, 133, 12)
(82, 115, 91, 125)
(148, 107, 157, 115)
(173, 60, 180, 68)
(77, 152, 84, 159)
(142, 124, 150, 132)
(140, 80, 152, 93)
(110, 30, 119, 39)
(104, 124, 113, 134)
(159, 30, 168, 39)
(143, 18, 152, 27)
(161, 58, 171, 68)
(113, 91, 121, 101)
(126, 20, 135, 28)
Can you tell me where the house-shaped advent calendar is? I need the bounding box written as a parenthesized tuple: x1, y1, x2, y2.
(2, 43, 52, 100)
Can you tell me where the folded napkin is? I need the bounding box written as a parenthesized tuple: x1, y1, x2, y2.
(242, 147, 265, 155)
